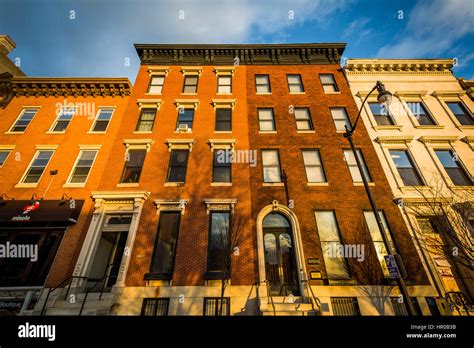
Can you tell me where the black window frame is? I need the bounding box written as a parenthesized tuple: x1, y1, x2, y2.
(203, 297, 230, 316)
(0, 150, 11, 167)
(120, 149, 146, 183)
(205, 211, 231, 280)
(166, 149, 189, 183)
(369, 102, 395, 126)
(406, 101, 436, 126)
(176, 108, 195, 130)
(294, 107, 314, 131)
(261, 149, 282, 183)
(389, 149, 425, 186)
(136, 108, 157, 132)
(91, 108, 114, 132)
(255, 74, 271, 93)
(141, 298, 169, 316)
(11, 108, 39, 133)
(258, 108, 276, 132)
(147, 211, 181, 279)
(287, 74, 304, 93)
(182, 75, 199, 94)
(215, 108, 232, 131)
(320, 74, 339, 92)
(212, 150, 232, 183)
(147, 75, 165, 94)
(446, 101, 474, 125)
(434, 149, 473, 186)
(302, 149, 327, 183)
(331, 297, 361, 316)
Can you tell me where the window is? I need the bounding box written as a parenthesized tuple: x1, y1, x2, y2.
(406, 102, 435, 125)
(213, 150, 232, 183)
(141, 298, 169, 316)
(315, 211, 350, 279)
(364, 211, 396, 278)
(258, 108, 276, 131)
(255, 74, 271, 93)
(182, 75, 198, 93)
(120, 149, 146, 183)
(302, 150, 326, 183)
(320, 74, 338, 92)
(331, 297, 360, 316)
(262, 150, 282, 183)
(390, 150, 424, 186)
(10, 108, 38, 132)
(215, 108, 232, 131)
(21, 150, 54, 183)
(177, 108, 194, 130)
(150, 212, 181, 276)
(68, 150, 98, 184)
(369, 102, 394, 125)
(446, 102, 474, 125)
(148, 76, 164, 94)
(91, 108, 114, 132)
(287, 74, 304, 93)
(0, 150, 11, 167)
(217, 76, 232, 94)
(294, 108, 313, 131)
(391, 297, 422, 316)
(206, 212, 231, 276)
(136, 108, 156, 132)
(330, 107, 352, 132)
(344, 149, 372, 183)
(203, 297, 230, 316)
(435, 150, 472, 186)
(167, 150, 189, 183)
(51, 107, 77, 132)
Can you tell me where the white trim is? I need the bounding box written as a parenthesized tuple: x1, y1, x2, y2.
(8, 107, 40, 133)
(136, 99, 162, 110)
(17, 148, 55, 186)
(204, 199, 237, 214)
(154, 199, 189, 217)
(180, 66, 202, 76)
(48, 106, 78, 133)
(65, 149, 99, 185)
(211, 99, 235, 110)
(166, 139, 195, 152)
(175, 99, 199, 110)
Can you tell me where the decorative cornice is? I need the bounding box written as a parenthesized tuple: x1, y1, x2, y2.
(418, 136, 458, 144)
(211, 99, 235, 109)
(154, 199, 189, 215)
(458, 78, 474, 100)
(394, 91, 428, 98)
(0, 72, 14, 108)
(204, 199, 237, 214)
(166, 139, 196, 152)
(135, 43, 346, 65)
(345, 59, 454, 75)
(208, 139, 236, 152)
(375, 136, 414, 144)
(9, 77, 132, 98)
(431, 90, 466, 98)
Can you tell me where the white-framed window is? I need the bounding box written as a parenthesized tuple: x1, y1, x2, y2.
(294, 108, 313, 131)
(330, 107, 351, 132)
(258, 108, 276, 131)
(255, 74, 271, 93)
(217, 76, 232, 94)
(320, 74, 338, 92)
(90, 108, 114, 132)
(287, 74, 304, 93)
(314, 211, 350, 280)
(302, 149, 326, 183)
(148, 75, 165, 94)
(182, 75, 198, 94)
(50, 107, 77, 132)
(136, 108, 157, 132)
(262, 149, 282, 183)
(343, 149, 372, 183)
(9, 108, 39, 133)
(67, 150, 98, 184)
(20, 150, 54, 184)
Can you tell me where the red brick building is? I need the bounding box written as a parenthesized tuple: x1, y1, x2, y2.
(0, 43, 436, 316)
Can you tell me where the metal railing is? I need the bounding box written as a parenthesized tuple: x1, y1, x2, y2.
(40, 270, 117, 316)
(445, 291, 472, 316)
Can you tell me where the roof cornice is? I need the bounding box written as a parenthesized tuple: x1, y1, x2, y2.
(344, 59, 454, 75)
(9, 77, 132, 98)
(134, 43, 346, 65)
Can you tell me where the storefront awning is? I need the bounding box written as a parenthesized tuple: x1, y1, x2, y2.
(0, 200, 84, 228)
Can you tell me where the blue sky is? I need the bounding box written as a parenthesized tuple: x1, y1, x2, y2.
(1, 0, 473, 82)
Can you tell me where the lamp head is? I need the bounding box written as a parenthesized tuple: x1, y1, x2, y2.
(376, 81, 392, 108)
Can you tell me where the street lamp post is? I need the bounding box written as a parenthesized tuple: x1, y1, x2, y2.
(344, 81, 417, 316)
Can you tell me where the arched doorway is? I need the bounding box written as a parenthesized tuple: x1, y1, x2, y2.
(263, 213, 300, 296)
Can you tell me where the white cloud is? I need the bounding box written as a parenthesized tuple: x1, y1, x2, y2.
(377, 0, 474, 57)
